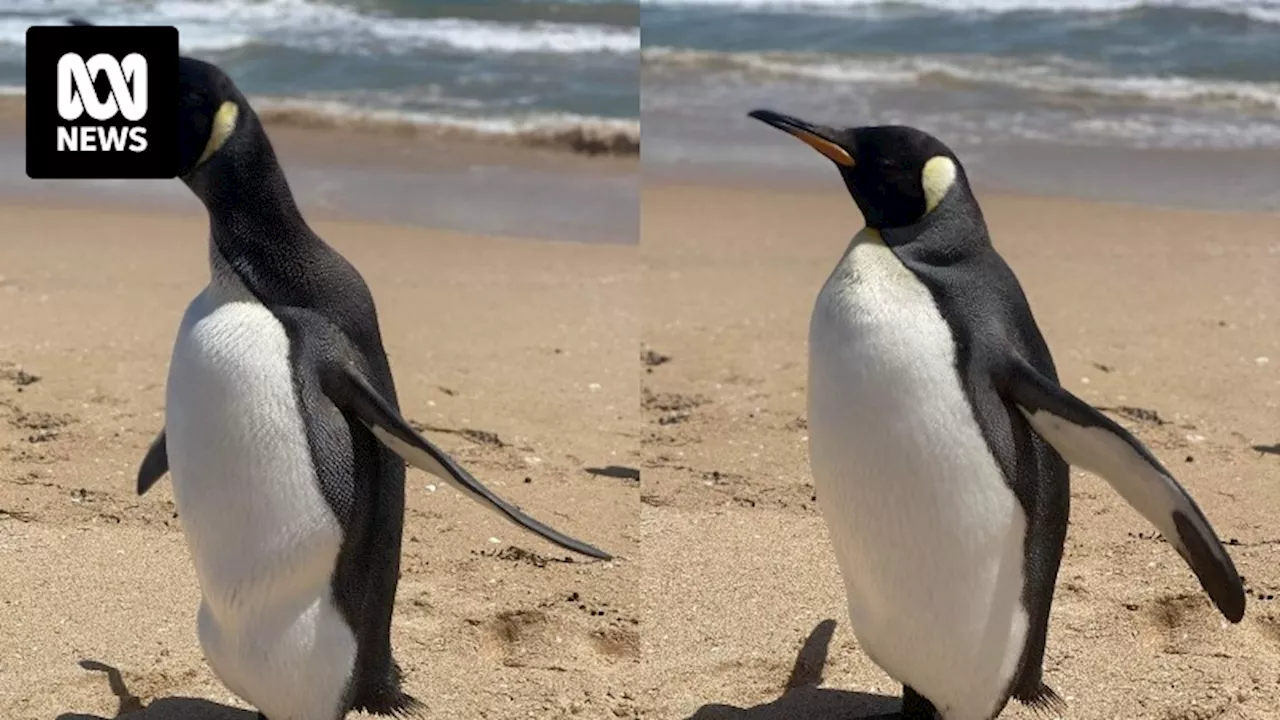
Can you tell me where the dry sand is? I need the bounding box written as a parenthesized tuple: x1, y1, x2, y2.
(0, 202, 639, 719)
(638, 182, 1280, 720)
(2, 167, 1278, 720)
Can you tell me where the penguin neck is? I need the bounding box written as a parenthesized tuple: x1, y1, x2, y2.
(186, 119, 320, 256)
(876, 189, 991, 265)
(184, 119, 332, 303)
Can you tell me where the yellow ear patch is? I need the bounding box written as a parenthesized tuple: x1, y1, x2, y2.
(921, 156, 957, 213)
(794, 129, 855, 167)
(196, 101, 239, 167)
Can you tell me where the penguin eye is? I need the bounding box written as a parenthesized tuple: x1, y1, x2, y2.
(877, 157, 905, 181)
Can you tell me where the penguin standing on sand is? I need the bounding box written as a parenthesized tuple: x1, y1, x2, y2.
(748, 109, 1245, 720)
(126, 52, 611, 720)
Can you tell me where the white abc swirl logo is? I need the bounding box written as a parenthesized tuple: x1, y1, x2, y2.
(56, 52, 148, 122)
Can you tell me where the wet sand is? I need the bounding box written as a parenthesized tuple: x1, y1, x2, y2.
(0, 202, 640, 719)
(641, 106, 1280, 214)
(0, 95, 638, 245)
(638, 181, 1280, 719)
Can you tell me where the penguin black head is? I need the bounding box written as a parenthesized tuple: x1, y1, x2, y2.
(172, 56, 300, 224)
(176, 56, 249, 180)
(64, 20, 294, 225)
(64, 20, 251, 190)
(748, 109, 971, 230)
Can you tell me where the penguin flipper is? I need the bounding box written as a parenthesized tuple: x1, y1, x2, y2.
(136, 430, 169, 495)
(1003, 361, 1244, 623)
(322, 363, 613, 561)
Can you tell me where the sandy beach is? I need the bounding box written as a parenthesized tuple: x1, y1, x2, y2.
(0, 193, 640, 718)
(8, 0, 1280, 716)
(638, 181, 1280, 719)
(2, 81, 1279, 720)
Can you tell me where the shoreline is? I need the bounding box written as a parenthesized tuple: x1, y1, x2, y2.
(642, 139, 1280, 215)
(3, 106, 639, 245)
(641, 70, 1280, 214)
(0, 94, 641, 159)
(641, 170, 1280, 223)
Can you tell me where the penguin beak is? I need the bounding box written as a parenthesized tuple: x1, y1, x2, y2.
(747, 109, 855, 168)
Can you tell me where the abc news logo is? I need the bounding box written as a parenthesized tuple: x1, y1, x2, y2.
(57, 52, 150, 153)
(26, 25, 177, 179)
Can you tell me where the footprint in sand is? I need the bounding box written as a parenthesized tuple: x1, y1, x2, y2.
(1146, 592, 1228, 656)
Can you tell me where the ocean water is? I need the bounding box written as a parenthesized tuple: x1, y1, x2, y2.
(642, 0, 1280, 208)
(0, 0, 640, 154)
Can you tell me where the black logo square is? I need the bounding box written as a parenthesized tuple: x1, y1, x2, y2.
(26, 25, 178, 179)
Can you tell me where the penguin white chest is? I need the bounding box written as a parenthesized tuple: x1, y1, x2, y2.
(806, 230, 1028, 720)
(165, 282, 355, 720)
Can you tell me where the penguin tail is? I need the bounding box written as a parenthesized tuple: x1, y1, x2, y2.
(1014, 683, 1066, 717)
(351, 665, 424, 718)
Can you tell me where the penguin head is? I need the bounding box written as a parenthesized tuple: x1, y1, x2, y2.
(176, 56, 250, 181)
(748, 110, 969, 230)
(64, 20, 271, 210)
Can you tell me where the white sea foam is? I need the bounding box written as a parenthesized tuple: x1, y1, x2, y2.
(644, 47, 1280, 111)
(0, 85, 638, 154)
(640, 0, 1280, 23)
(0, 0, 639, 55)
(249, 97, 640, 154)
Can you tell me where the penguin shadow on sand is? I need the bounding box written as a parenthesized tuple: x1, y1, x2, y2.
(687, 620, 899, 720)
(55, 660, 256, 720)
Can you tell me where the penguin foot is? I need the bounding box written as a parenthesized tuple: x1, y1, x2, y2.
(900, 686, 937, 720)
(1015, 682, 1067, 717)
(350, 665, 423, 718)
(351, 691, 423, 718)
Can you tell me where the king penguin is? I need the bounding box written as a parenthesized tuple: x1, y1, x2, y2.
(747, 109, 1246, 720)
(126, 53, 612, 720)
